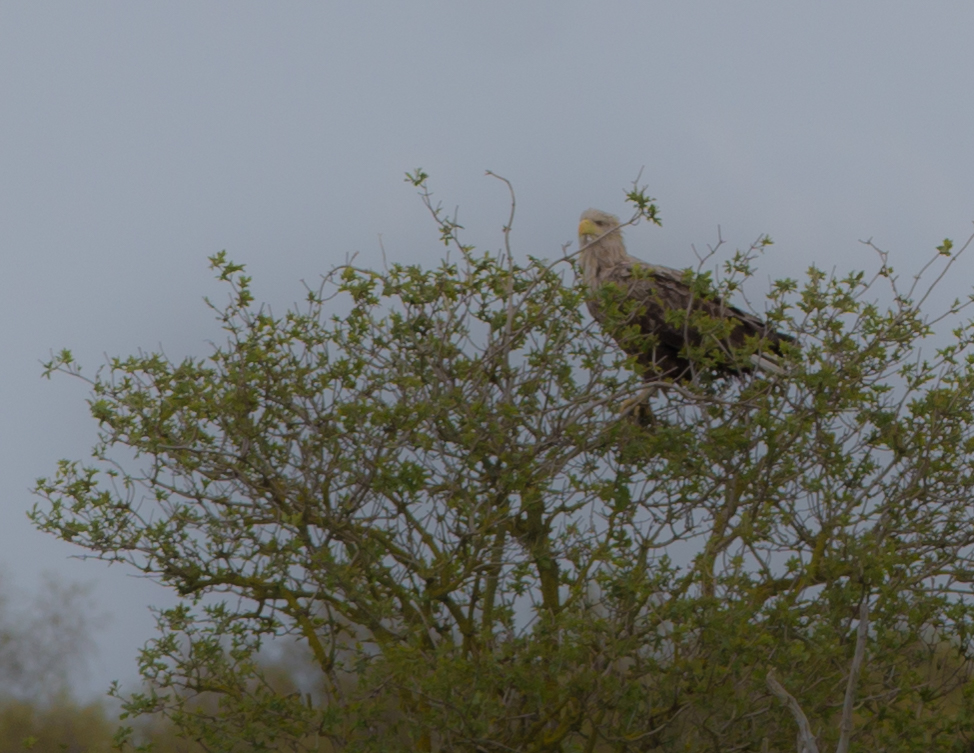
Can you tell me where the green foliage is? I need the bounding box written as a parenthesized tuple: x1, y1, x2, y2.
(31, 175, 974, 751)
(0, 699, 113, 753)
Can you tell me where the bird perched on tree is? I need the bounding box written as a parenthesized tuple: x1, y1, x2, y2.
(577, 208, 791, 390)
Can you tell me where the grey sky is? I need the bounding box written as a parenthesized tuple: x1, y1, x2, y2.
(2, 2, 974, 697)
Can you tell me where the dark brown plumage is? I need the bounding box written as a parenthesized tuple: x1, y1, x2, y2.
(578, 208, 790, 383)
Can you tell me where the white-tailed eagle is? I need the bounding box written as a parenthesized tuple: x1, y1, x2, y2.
(578, 208, 791, 384)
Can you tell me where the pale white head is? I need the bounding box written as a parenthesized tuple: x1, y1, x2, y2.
(577, 209, 623, 246)
(577, 209, 629, 286)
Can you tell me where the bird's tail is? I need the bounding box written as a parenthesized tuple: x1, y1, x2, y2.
(749, 353, 786, 375)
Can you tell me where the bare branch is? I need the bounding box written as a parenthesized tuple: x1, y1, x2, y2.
(836, 598, 869, 753)
(766, 669, 820, 753)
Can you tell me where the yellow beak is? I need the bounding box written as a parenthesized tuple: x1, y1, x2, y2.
(578, 219, 598, 238)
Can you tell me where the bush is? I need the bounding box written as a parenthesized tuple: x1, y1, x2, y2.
(33, 176, 974, 751)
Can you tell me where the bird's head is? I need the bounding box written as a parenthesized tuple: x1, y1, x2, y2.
(578, 209, 622, 246)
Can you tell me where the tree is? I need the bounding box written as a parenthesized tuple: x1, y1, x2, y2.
(0, 574, 97, 706)
(32, 172, 974, 751)
(0, 573, 121, 753)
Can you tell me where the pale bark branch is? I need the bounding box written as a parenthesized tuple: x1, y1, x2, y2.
(766, 669, 820, 753)
(836, 598, 869, 753)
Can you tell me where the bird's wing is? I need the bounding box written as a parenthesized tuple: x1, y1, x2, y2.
(632, 261, 788, 344)
(599, 259, 786, 353)
(590, 261, 691, 352)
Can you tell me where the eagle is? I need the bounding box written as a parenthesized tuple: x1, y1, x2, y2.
(577, 208, 791, 388)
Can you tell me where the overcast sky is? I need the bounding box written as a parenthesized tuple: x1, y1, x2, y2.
(3, 2, 974, 698)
